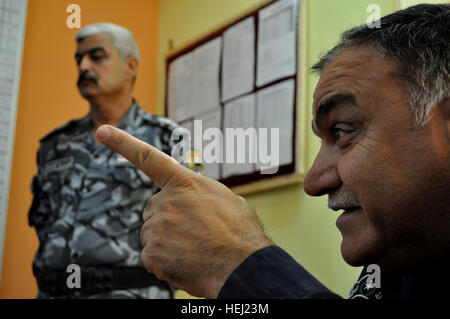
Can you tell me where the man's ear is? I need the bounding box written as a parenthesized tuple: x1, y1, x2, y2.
(125, 56, 139, 82)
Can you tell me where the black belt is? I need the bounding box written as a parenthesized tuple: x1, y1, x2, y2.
(34, 265, 171, 297)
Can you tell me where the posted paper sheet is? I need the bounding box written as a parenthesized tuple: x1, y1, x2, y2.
(192, 37, 222, 117)
(256, 79, 295, 172)
(222, 16, 255, 102)
(194, 107, 222, 180)
(168, 37, 222, 122)
(167, 53, 195, 122)
(0, 0, 28, 282)
(222, 93, 256, 178)
(257, 0, 297, 87)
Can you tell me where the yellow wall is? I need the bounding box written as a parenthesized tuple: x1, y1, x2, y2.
(399, 0, 448, 9)
(157, 0, 395, 298)
(0, 0, 159, 298)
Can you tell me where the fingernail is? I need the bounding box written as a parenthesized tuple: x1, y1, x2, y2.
(96, 126, 111, 141)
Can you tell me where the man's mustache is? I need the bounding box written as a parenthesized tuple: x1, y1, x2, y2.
(328, 190, 361, 211)
(77, 73, 98, 86)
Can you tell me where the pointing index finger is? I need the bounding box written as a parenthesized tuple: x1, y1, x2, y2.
(96, 125, 185, 188)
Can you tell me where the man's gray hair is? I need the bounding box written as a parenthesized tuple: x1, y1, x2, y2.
(75, 22, 140, 62)
(312, 4, 449, 127)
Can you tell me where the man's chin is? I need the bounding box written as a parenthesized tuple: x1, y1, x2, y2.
(340, 238, 378, 267)
(78, 87, 98, 100)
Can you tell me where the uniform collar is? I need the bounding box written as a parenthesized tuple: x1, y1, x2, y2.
(117, 99, 140, 130)
(77, 99, 141, 132)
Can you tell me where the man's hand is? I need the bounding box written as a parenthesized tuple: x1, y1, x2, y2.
(96, 125, 272, 298)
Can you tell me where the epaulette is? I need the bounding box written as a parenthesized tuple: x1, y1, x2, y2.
(154, 115, 178, 129)
(39, 119, 80, 143)
(140, 110, 178, 130)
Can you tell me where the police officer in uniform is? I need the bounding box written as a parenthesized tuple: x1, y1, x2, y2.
(28, 23, 194, 298)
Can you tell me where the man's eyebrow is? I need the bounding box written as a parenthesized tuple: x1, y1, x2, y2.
(75, 46, 106, 59)
(315, 94, 357, 131)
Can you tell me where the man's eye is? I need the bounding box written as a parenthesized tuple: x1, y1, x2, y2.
(330, 124, 354, 142)
(90, 54, 104, 61)
(332, 128, 347, 140)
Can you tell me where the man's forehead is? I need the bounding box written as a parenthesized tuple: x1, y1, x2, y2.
(76, 33, 114, 53)
(312, 47, 397, 114)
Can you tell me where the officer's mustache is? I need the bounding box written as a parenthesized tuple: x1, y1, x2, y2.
(77, 72, 98, 87)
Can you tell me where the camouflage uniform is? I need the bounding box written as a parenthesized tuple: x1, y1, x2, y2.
(29, 101, 180, 299)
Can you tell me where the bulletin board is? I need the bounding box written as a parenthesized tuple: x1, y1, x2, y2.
(0, 0, 28, 282)
(165, 0, 307, 195)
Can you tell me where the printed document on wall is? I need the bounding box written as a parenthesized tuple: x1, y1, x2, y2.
(167, 53, 195, 122)
(0, 0, 28, 283)
(168, 37, 221, 121)
(222, 16, 255, 102)
(192, 37, 222, 117)
(222, 94, 256, 178)
(256, 79, 295, 173)
(256, 0, 297, 87)
(194, 108, 222, 180)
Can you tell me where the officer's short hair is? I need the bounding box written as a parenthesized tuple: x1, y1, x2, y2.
(75, 22, 140, 63)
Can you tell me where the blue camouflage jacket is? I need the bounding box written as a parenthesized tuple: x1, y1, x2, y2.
(29, 101, 180, 298)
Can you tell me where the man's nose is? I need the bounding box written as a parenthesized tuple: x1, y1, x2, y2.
(303, 145, 342, 197)
(78, 56, 92, 72)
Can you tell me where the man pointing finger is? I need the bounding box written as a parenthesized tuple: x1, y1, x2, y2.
(97, 125, 273, 298)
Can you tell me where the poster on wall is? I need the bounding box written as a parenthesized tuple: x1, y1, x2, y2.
(256, 0, 297, 87)
(167, 37, 222, 122)
(221, 16, 255, 103)
(165, 0, 303, 194)
(0, 0, 28, 283)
